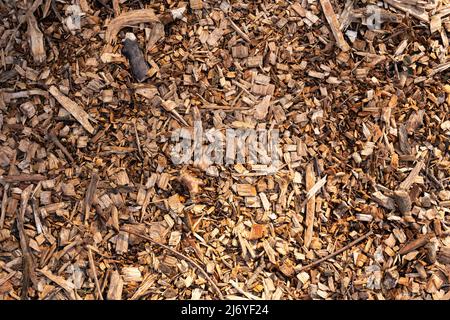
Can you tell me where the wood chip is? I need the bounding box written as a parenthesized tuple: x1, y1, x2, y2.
(304, 163, 316, 249)
(27, 13, 45, 64)
(2, 0, 449, 301)
(320, 0, 351, 51)
(48, 86, 95, 134)
(236, 184, 257, 197)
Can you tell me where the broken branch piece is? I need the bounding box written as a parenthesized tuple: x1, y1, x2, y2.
(122, 33, 149, 82)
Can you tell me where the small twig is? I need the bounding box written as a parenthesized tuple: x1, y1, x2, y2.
(121, 227, 224, 300)
(229, 280, 262, 300)
(49, 133, 74, 163)
(227, 17, 251, 43)
(84, 173, 99, 225)
(87, 247, 104, 300)
(298, 175, 327, 210)
(297, 230, 374, 272)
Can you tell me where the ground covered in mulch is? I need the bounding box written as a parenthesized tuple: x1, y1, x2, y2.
(0, 0, 449, 300)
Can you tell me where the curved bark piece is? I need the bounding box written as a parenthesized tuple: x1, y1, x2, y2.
(105, 9, 160, 44)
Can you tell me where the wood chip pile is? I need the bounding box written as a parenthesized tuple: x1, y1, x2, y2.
(0, 0, 449, 300)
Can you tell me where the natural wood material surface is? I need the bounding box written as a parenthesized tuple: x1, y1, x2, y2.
(0, 0, 449, 301)
(48, 86, 95, 134)
(304, 163, 316, 249)
(320, 0, 351, 51)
